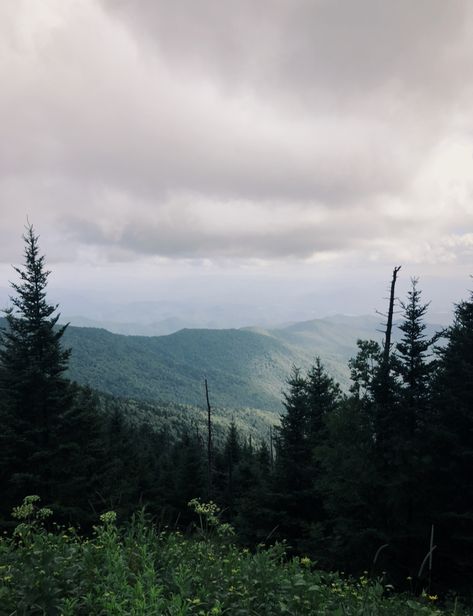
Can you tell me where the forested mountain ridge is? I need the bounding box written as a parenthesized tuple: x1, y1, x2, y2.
(66, 315, 442, 409)
(0, 313, 441, 410)
(62, 325, 299, 410)
(96, 392, 278, 443)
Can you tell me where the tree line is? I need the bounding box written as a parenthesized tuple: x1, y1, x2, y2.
(1, 226, 472, 594)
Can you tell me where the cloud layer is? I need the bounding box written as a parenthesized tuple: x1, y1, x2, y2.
(0, 0, 472, 272)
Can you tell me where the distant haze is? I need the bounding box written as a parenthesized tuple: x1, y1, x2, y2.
(0, 1, 472, 322)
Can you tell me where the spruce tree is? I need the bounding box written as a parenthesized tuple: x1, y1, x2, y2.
(305, 358, 342, 447)
(274, 360, 342, 553)
(314, 396, 381, 572)
(222, 420, 242, 516)
(387, 280, 438, 576)
(0, 225, 72, 511)
(276, 367, 310, 496)
(430, 290, 473, 589)
(349, 339, 382, 403)
(52, 385, 105, 524)
(394, 278, 437, 426)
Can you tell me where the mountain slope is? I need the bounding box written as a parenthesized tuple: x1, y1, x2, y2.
(63, 326, 301, 410)
(1, 315, 443, 411)
(250, 314, 383, 387)
(98, 393, 279, 443)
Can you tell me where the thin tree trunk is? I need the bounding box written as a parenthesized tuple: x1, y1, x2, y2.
(383, 265, 401, 366)
(205, 378, 212, 499)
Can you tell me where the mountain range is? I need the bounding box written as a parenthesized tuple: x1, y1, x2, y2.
(0, 313, 444, 412)
(61, 314, 443, 411)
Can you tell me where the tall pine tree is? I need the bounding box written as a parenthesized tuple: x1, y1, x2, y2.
(429, 290, 473, 589)
(386, 279, 438, 577)
(273, 360, 342, 553)
(0, 225, 73, 512)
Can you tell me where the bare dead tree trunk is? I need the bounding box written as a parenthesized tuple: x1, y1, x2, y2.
(205, 378, 212, 499)
(269, 425, 274, 470)
(383, 265, 401, 367)
(375, 265, 402, 443)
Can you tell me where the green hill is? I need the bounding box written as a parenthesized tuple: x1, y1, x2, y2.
(250, 314, 382, 388)
(63, 325, 301, 411)
(97, 393, 278, 443)
(2, 314, 442, 411)
(61, 315, 387, 410)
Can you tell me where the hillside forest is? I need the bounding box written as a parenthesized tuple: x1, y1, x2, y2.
(1, 225, 472, 613)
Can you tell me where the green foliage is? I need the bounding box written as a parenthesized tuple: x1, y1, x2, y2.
(272, 359, 343, 553)
(314, 396, 381, 571)
(63, 324, 301, 410)
(428, 290, 473, 589)
(49, 313, 427, 410)
(97, 392, 279, 445)
(2, 227, 473, 601)
(394, 279, 438, 416)
(0, 497, 458, 616)
(0, 226, 74, 514)
(349, 339, 382, 401)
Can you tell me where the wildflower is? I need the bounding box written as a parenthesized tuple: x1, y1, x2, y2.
(100, 511, 117, 524)
(37, 507, 53, 520)
(300, 556, 311, 567)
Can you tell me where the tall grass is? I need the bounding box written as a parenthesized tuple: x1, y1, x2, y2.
(0, 497, 465, 615)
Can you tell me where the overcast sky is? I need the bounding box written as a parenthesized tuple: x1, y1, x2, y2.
(1, 0, 472, 323)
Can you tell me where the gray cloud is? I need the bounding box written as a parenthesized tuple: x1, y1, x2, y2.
(101, 1, 471, 102)
(0, 0, 472, 270)
(60, 195, 416, 260)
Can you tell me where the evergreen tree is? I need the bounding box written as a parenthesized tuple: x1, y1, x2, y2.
(171, 431, 206, 525)
(394, 278, 437, 427)
(273, 360, 342, 553)
(275, 367, 310, 496)
(51, 385, 105, 525)
(0, 225, 73, 512)
(235, 447, 273, 543)
(305, 358, 342, 447)
(349, 339, 382, 403)
(430, 290, 473, 589)
(221, 420, 242, 516)
(99, 410, 138, 516)
(386, 280, 438, 577)
(315, 396, 381, 572)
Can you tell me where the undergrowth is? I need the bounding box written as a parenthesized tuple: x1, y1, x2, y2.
(0, 496, 468, 615)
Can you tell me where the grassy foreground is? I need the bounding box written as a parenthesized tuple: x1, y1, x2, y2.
(0, 497, 465, 616)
